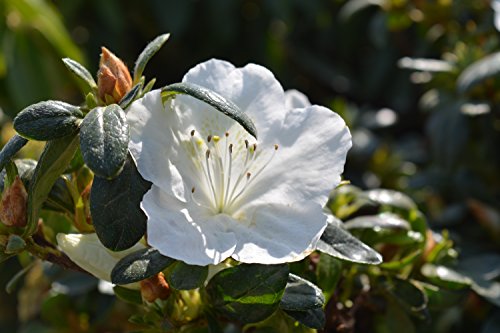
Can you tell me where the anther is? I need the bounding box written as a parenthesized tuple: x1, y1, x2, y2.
(206, 149, 211, 158)
(225, 132, 229, 137)
(253, 143, 257, 152)
(191, 187, 195, 193)
(274, 144, 279, 150)
(246, 172, 251, 180)
(229, 143, 233, 154)
(213, 135, 220, 143)
(207, 135, 212, 143)
(244, 140, 249, 149)
(190, 129, 195, 136)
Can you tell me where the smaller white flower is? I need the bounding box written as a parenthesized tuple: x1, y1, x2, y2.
(57, 233, 145, 282)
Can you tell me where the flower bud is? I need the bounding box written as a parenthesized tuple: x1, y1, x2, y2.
(0, 176, 27, 227)
(140, 272, 171, 302)
(97, 47, 132, 104)
(56, 233, 145, 283)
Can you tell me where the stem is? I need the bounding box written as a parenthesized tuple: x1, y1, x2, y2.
(25, 233, 89, 274)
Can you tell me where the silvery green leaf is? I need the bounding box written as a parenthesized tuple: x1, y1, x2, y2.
(133, 33, 170, 82)
(62, 58, 97, 90)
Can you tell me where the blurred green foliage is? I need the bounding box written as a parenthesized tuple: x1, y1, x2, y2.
(0, 0, 499, 332)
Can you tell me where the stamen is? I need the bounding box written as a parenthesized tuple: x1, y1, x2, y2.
(205, 149, 218, 205)
(223, 143, 234, 207)
(227, 144, 279, 209)
(186, 129, 278, 215)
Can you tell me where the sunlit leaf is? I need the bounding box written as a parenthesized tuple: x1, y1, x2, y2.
(280, 274, 324, 311)
(205, 263, 289, 324)
(316, 216, 382, 265)
(13, 100, 83, 141)
(80, 104, 129, 179)
(0, 135, 28, 172)
(111, 248, 176, 285)
(133, 33, 170, 83)
(457, 52, 500, 93)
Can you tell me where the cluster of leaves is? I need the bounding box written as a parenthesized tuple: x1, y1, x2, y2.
(0, 31, 383, 332)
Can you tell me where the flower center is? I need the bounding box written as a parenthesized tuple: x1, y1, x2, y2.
(188, 129, 278, 215)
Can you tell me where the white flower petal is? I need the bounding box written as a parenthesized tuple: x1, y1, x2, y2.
(231, 202, 328, 264)
(234, 104, 351, 210)
(178, 59, 287, 142)
(143, 185, 238, 265)
(56, 233, 145, 282)
(127, 90, 199, 201)
(284, 89, 311, 109)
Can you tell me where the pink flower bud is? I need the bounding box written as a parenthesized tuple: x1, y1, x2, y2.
(97, 47, 132, 104)
(140, 272, 171, 302)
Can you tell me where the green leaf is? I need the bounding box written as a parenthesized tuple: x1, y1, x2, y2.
(283, 308, 325, 330)
(90, 155, 151, 251)
(280, 274, 324, 311)
(113, 285, 143, 305)
(13, 101, 83, 141)
(166, 261, 208, 290)
(80, 104, 129, 179)
(316, 254, 342, 296)
(420, 282, 465, 310)
(24, 134, 79, 237)
(457, 52, 500, 93)
(0, 135, 28, 172)
(162, 82, 258, 139)
(364, 189, 416, 210)
(457, 253, 500, 281)
(316, 216, 382, 264)
(133, 33, 170, 83)
(382, 277, 428, 312)
(111, 248, 176, 285)
(344, 213, 410, 230)
(43, 177, 74, 214)
(205, 263, 289, 324)
(62, 58, 97, 90)
(421, 264, 472, 290)
(380, 249, 422, 270)
(470, 279, 500, 307)
(119, 82, 143, 110)
(142, 78, 157, 95)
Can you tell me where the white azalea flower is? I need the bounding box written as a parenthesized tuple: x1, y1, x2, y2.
(127, 59, 352, 266)
(57, 233, 145, 282)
